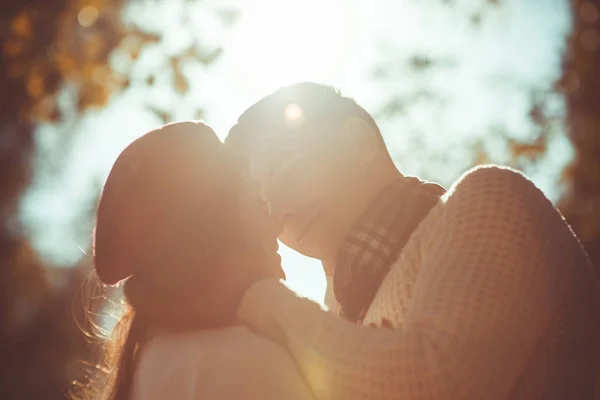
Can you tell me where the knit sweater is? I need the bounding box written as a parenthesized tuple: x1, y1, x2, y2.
(238, 165, 600, 399)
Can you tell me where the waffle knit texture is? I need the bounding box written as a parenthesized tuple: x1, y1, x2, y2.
(238, 165, 600, 400)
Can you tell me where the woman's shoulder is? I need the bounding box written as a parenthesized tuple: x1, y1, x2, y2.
(132, 326, 312, 400)
(142, 325, 280, 356)
(138, 326, 267, 369)
(132, 327, 254, 398)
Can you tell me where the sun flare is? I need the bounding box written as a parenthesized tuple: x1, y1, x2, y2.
(227, 0, 357, 94)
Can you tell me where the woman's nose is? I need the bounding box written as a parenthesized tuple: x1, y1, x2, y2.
(269, 213, 284, 236)
(265, 197, 289, 223)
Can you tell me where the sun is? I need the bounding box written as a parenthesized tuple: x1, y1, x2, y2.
(227, 0, 358, 95)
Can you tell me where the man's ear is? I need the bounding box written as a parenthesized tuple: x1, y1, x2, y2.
(342, 116, 380, 163)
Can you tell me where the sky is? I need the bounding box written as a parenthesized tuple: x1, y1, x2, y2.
(21, 0, 572, 304)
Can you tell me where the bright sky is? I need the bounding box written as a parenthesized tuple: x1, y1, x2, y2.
(22, 0, 571, 304)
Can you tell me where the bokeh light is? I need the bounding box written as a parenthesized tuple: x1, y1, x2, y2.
(77, 6, 99, 28)
(227, 0, 356, 94)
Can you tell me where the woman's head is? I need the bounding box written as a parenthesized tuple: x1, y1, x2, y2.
(93, 121, 282, 330)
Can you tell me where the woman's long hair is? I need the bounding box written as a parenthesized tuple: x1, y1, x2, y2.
(72, 281, 146, 400)
(68, 281, 135, 400)
(100, 309, 140, 400)
(103, 301, 148, 400)
(75, 122, 246, 400)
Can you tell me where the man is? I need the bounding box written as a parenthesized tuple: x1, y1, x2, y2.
(226, 82, 600, 399)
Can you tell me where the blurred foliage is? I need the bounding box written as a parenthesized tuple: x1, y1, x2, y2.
(0, 0, 209, 398)
(0, 0, 599, 399)
(0, 0, 126, 398)
(2, 0, 128, 123)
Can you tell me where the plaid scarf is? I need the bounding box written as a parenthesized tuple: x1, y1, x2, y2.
(333, 177, 446, 323)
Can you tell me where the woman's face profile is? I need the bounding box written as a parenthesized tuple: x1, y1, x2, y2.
(236, 170, 283, 277)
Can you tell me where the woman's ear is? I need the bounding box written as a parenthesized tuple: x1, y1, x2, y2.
(342, 116, 380, 164)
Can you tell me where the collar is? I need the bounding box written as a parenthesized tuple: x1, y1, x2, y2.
(333, 177, 446, 323)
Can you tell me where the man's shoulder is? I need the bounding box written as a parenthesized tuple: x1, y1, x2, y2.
(425, 164, 569, 245)
(443, 164, 550, 214)
(448, 164, 541, 198)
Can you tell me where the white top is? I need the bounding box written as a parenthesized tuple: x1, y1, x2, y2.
(132, 326, 314, 400)
(239, 165, 600, 400)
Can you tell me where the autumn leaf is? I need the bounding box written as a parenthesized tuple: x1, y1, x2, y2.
(472, 139, 490, 166)
(146, 106, 172, 124)
(170, 56, 189, 94)
(11, 12, 33, 37)
(507, 135, 546, 161)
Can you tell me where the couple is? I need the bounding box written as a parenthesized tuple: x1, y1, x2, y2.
(92, 83, 600, 400)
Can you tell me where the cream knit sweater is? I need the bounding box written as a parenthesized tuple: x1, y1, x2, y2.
(238, 165, 600, 399)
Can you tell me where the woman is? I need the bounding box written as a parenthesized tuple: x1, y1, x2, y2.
(89, 121, 313, 400)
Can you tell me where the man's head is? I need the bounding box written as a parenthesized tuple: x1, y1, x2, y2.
(226, 82, 400, 270)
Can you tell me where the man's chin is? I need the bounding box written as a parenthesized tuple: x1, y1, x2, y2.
(283, 217, 322, 257)
(292, 235, 325, 261)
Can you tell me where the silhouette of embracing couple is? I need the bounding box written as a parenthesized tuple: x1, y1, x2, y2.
(90, 82, 600, 400)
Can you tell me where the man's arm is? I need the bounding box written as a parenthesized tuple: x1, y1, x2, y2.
(239, 166, 569, 400)
(214, 330, 316, 400)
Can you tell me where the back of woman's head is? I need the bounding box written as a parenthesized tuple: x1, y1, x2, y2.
(94, 121, 243, 329)
(85, 121, 283, 400)
(86, 121, 244, 400)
